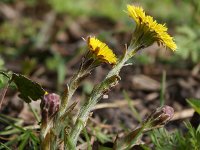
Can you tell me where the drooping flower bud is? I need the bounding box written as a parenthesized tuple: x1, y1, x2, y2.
(114, 105, 174, 150)
(40, 93, 60, 124)
(144, 105, 174, 128)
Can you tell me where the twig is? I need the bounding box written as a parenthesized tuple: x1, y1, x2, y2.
(0, 3, 20, 20)
(0, 83, 9, 111)
(28, 103, 40, 123)
(172, 108, 194, 121)
(93, 99, 141, 110)
(89, 118, 113, 129)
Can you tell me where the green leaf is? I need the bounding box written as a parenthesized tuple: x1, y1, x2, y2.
(114, 127, 144, 150)
(12, 73, 46, 103)
(18, 131, 30, 150)
(0, 143, 12, 150)
(29, 132, 40, 148)
(186, 99, 200, 115)
(0, 71, 12, 89)
(94, 127, 112, 144)
(82, 128, 92, 150)
(98, 146, 113, 150)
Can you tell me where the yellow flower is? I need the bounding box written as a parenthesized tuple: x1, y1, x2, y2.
(127, 5, 177, 51)
(87, 37, 117, 65)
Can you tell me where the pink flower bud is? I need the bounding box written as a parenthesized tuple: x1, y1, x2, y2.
(41, 93, 60, 123)
(144, 105, 174, 127)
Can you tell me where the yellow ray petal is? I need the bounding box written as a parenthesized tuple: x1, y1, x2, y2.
(127, 5, 177, 51)
(87, 37, 117, 65)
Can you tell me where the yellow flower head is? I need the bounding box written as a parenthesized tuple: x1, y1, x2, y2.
(87, 37, 117, 65)
(127, 5, 177, 51)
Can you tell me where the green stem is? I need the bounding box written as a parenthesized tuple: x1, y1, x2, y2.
(59, 66, 92, 117)
(67, 50, 136, 148)
(114, 126, 144, 150)
(59, 72, 81, 115)
(28, 103, 40, 123)
(40, 120, 54, 150)
(60, 59, 98, 115)
(49, 73, 81, 149)
(51, 60, 97, 149)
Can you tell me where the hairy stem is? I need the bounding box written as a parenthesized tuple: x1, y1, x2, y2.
(67, 49, 136, 147)
(60, 68, 88, 116)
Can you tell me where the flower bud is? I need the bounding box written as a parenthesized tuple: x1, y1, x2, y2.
(41, 93, 60, 123)
(144, 105, 174, 128)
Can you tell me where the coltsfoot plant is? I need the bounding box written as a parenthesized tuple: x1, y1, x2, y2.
(0, 4, 177, 150)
